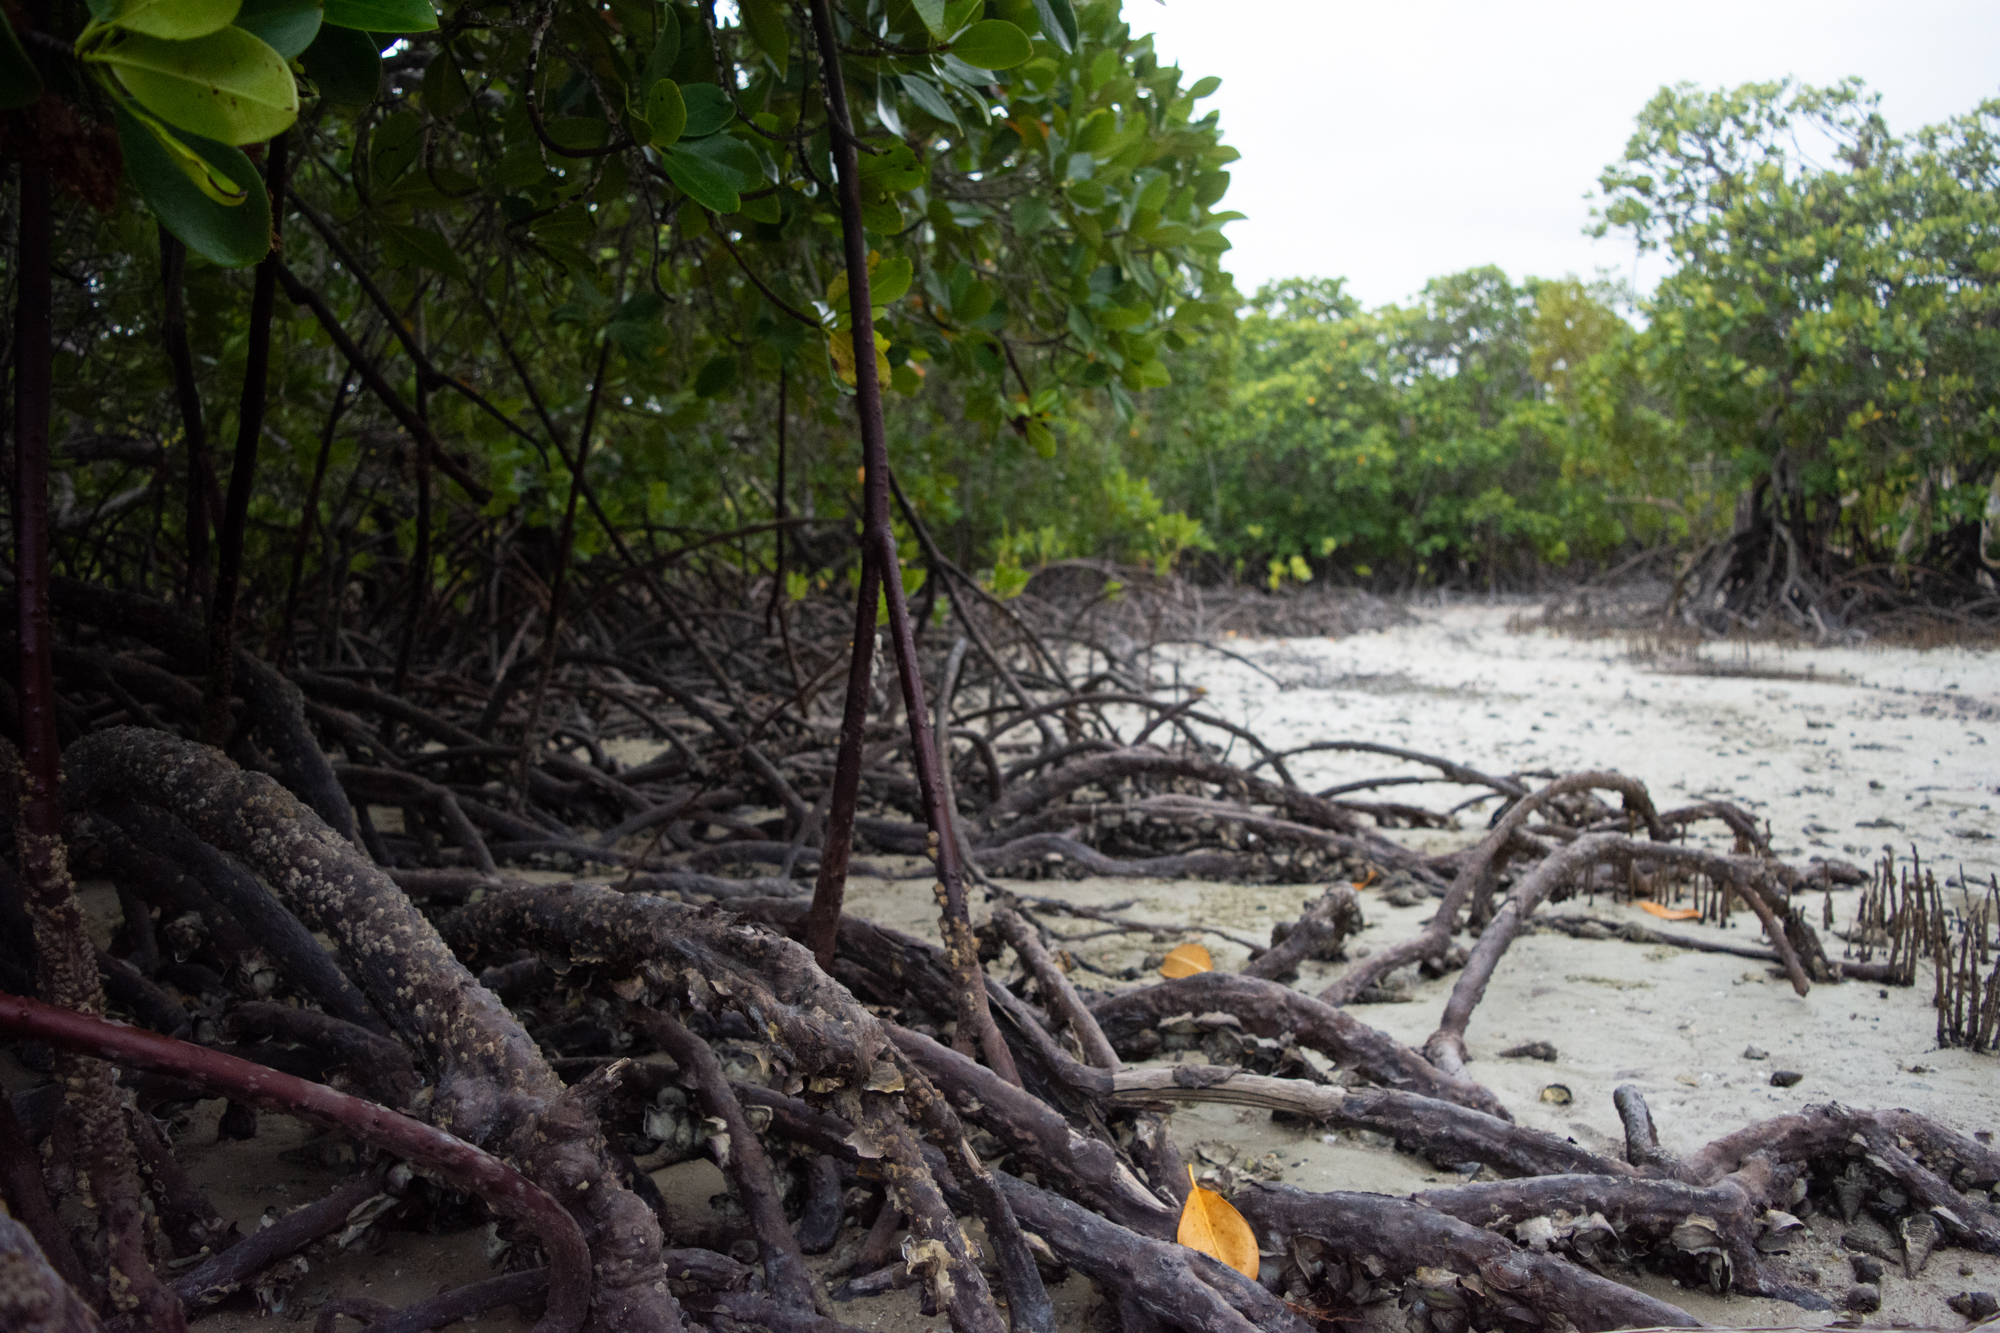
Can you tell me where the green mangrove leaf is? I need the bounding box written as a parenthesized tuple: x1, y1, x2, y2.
(679, 81, 733, 137)
(663, 143, 740, 212)
(737, 0, 786, 76)
(115, 102, 272, 265)
(322, 0, 433, 32)
(233, 0, 321, 58)
(379, 221, 464, 278)
(949, 18, 1027, 69)
(90, 26, 298, 145)
(909, 0, 947, 38)
(299, 22, 378, 103)
(1030, 0, 1076, 52)
(870, 255, 913, 305)
(646, 77, 686, 147)
(105, 0, 241, 42)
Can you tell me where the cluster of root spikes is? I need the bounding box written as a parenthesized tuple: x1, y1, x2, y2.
(4, 563, 1999, 1333)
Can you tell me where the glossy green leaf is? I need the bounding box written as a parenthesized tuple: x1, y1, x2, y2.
(0, 12, 42, 109)
(1189, 75, 1221, 99)
(420, 46, 468, 116)
(856, 139, 924, 191)
(646, 78, 686, 147)
(860, 195, 903, 233)
(115, 103, 271, 265)
(900, 73, 959, 131)
(948, 19, 1029, 71)
(123, 99, 249, 203)
(940, 0, 980, 35)
(680, 81, 733, 137)
(90, 27, 298, 145)
(737, 0, 786, 77)
(663, 143, 740, 212)
(909, 0, 947, 38)
(870, 256, 914, 305)
(874, 76, 905, 138)
(369, 108, 422, 185)
(678, 130, 761, 185)
(105, 0, 241, 41)
(299, 21, 378, 103)
(321, 0, 432, 32)
(229, 0, 318, 55)
(1030, 0, 1076, 52)
(643, 8, 680, 89)
(1012, 194, 1051, 237)
(379, 221, 464, 278)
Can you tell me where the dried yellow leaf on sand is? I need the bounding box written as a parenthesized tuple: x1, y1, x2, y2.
(1639, 901, 1701, 922)
(1177, 1166, 1258, 1279)
(1159, 942, 1213, 978)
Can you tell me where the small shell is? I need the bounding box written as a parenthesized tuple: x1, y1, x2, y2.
(1756, 1209, 1804, 1253)
(1900, 1213, 1940, 1277)
(1671, 1214, 1724, 1254)
(1539, 1083, 1573, 1105)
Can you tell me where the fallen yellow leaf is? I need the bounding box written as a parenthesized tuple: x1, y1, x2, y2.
(1159, 942, 1213, 979)
(1639, 902, 1701, 922)
(1177, 1166, 1258, 1279)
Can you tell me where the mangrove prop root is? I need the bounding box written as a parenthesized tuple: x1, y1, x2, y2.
(3, 743, 183, 1331)
(16, 495, 1997, 1333)
(631, 1007, 819, 1313)
(1106, 1066, 1630, 1179)
(1241, 884, 1363, 983)
(1238, 1180, 1702, 1332)
(1089, 970, 1509, 1117)
(0, 1204, 102, 1333)
(992, 904, 1121, 1070)
(173, 1172, 382, 1309)
(1423, 834, 1812, 1077)
(0, 993, 591, 1333)
(58, 728, 684, 1330)
(1319, 771, 1662, 1007)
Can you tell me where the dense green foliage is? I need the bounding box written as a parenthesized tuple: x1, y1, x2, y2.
(8, 15, 2000, 618)
(983, 81, 2000, 600)
(1113, 270, 1691, 588)
(1600, 80, 2000, 590)
(4, 0, 1239, 637)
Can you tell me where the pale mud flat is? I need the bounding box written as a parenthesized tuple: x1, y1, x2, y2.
(169, 605, 2000, 1329)
(838, 604, 2000, 1329)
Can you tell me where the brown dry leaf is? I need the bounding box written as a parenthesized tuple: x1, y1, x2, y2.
(1639, 902, 1701, 922)
(1159, 942, 1214, 979)
(1177, 1166, 1258, 1279)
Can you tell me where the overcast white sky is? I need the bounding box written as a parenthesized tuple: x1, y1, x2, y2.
(1133, 0, 2000, 309)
